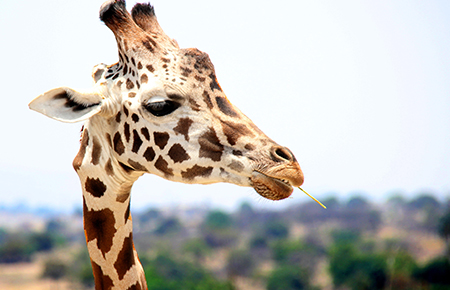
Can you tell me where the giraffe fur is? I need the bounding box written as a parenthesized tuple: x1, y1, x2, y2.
(29, 1, 304, 289)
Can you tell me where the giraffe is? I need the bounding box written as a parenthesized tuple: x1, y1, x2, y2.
(29, 1, 304, 289)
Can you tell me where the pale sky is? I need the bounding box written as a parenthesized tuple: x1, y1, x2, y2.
(1, 0, 449, 212)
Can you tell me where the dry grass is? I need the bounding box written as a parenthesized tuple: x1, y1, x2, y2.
(0, 262, 75, 290)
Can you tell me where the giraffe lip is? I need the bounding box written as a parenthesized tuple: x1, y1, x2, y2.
(251, 171, 293, 201)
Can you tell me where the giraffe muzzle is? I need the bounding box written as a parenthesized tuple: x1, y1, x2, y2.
(250, 167, 304, 201)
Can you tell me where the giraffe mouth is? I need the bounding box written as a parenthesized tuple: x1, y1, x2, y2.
(250, 171, 294, 201)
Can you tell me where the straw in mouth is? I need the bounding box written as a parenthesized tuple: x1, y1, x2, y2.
(298, 187, 327, 209)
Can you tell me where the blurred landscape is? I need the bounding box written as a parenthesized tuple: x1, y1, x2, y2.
(1, 192, 450, 290)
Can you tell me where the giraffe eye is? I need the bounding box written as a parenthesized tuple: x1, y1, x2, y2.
(144, 97, 180, 117)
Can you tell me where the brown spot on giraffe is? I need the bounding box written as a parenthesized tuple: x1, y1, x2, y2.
(132, 130, 143, 153)
(91, 261, 115, 289)
(105, 133, 113, 147)
(127, 284, 143, 290)
(216, 96, 239, 118)
(146, 64, 155, 73)
(91, 136, 102, 165)
(194, 75, 206, 82)
(93, 68, 104, 83)
(168, 143, 190, 163)
(153, 132, 170, 150)
(245, 143, 255, 151)
(113, 132, 125, 155)
(154, 156, 173, 177)
(124, 203, 131, 222)
(105, 159, 114, 176)
(116, 191, 130, 203)
(180, 66, 192, 77)
(115, 112, 121, 123)
(141, 73, 148, 84)
(83, 200, 116, 257)
(128, 159, 147, 171)
(198, 127, 223, 162)
(124, 122, 131, 143)
(143, 147, 156, 162)
(119, 162, 134, 173)
(137, 61, 143, 70)
(221, 120, 254, 146)
(228, 160, 244, 172)
(132, 113, 139, 123)
(140, 128, 150, 141)
(209, 72, 222, 91)
(173, 117, 193, 141)
(188, 98, 201, 112)
(181, 165, 213, 180)
(128, 92, 136, 98)
(85, 177, 107, 198)
(202, 91, 213, 109)
(126, 79, 135, 90)
(73, 128, 89, 171)
(114, 235, 135, 280)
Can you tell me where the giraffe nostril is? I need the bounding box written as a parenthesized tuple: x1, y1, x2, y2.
(271, 146, 296, 162)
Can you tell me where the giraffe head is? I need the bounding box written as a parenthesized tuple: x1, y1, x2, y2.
(29, 0, 303, 201)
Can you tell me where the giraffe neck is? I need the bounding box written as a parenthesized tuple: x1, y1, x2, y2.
(74, 120, 147, 290)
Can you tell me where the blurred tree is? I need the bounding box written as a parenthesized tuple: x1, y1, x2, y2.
(70, 248, 95, 287)
(413, 256, 450, 288)
(0, 228, 8, 245)
(235, 201, 256, 229)
(202, 210, 236, 248)
(226, 249, 255, 278)
(249, 235, 268, 250)
(329, 242, 387, 290)
(331, 229, 361, 245)
(0, 234, 34, 263)
(45, 218, 66, 234)
(346, 195, 369, 209)
(406, 194, 443, 232)
(42, 258, 68, 280)
(144, 252, 234, 290)
(183, 238, 211, 262)
(204, 210, 233, 230)
(139, 208, 161, 224)
(387, 194, 407, 207)
(438, 209, 450, 243)
(30, 232, 57, 252)
(321, 196, 340, 210)
(154, 217, 182, 235)
(271, 240, 320, 274)
(408, 194, 441, 211)
(387, 250, 420, 290)
(263, 219, 289, 240)
(328, 242, 358, 287)
(266, 265, 310, 290)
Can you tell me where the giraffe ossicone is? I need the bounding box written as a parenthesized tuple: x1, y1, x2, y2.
(29, 1, 304, 289)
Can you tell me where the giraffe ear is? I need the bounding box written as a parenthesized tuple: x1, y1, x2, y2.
(29, 87, 103, 123)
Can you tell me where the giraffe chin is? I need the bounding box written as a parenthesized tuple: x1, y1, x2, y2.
(251, 171, 294, 201)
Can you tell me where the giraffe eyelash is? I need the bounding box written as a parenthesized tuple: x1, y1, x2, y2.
(144, 96, 180, 117)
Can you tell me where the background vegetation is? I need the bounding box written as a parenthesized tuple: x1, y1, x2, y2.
(1, 193, 450, 290)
